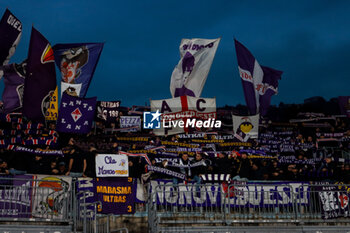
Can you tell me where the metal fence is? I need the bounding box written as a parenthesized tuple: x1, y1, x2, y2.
(73, 179, 130, 233)
(148, 183, 350, 232)
(0, 176, 72, 222)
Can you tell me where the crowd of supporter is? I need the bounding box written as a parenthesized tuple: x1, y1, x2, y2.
(0, 97, 349, 184)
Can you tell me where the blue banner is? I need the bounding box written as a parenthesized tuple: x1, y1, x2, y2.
(53, 43, 104, 97)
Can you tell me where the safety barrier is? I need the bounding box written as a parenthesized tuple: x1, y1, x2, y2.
(148, 183, 350, 232)
(0, 176, 131, 233)
(0, 176, 72, 222)
(73, 179, 131, 233)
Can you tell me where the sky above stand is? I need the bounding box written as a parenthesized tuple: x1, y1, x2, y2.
(1, 0, 350, 107)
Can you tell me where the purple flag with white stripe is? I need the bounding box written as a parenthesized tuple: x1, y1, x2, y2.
(22, 27, 56, 122)
(56, 93, 97, 134)
(0, 9, 22, 66)
(234, 39, 282, 116)
(0, 61, 26, 113)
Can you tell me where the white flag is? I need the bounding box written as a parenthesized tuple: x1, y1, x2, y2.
(232, 114, 259, 141)
(151, 96, 217, 136)
(61, 82, 82, 97)
(170, 38, 220, 98)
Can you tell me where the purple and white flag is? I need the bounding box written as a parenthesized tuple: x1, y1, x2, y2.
(338, 96, 350, 118)
(56, 93, 97, 134)
(53, 43, 104, 97)
(0, 61, 26, 113)
(234, 39, 282, 116)
(0, 9, 22, 66)
(170, 38, 220, 97)
(22, 27, 56, 122)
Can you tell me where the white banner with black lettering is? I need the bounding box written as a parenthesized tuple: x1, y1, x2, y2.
(151, 96, 217, 136)
(95, 154, 128, 177)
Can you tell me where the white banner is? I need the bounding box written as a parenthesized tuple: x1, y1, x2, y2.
(151, 96, 217, 136)
(170, 38, 220, 97)
(95, 154, 128, 177)
(32, 175, 72, 219)
(61, 82, 82, 97)
(232, 114, 259, 141)
(120, 116, 141, 132)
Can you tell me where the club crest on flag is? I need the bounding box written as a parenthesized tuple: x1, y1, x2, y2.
(56, 93, 97, 134)
(71, 108, 82, 122)
(41, 90, 55, 118)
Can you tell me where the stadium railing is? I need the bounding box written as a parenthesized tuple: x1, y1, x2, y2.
(147, 182, 350, 232)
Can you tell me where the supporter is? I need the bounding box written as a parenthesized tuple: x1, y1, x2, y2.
(259, 160, 270, 176)
(28, 155, 46, 174)
(85, 147, 98, 178)
(154, 137, 161, 146)
(341, 164, 350, 183)
(49, 160, 59, 175)
(190, 153, 206, 185)
(8, 150, 28, 175)
(249, 163, 262, 180)
(109, 142, 119, 154)
(128, 157, 145, 178)
(269, 160, 283, 180)
(65, 142, 87, 178)
(172, 153, 191, 185)
(234, 152, 252, 180)
(214, 153, 232, 174)
(0, 159, 9, 174)
(317, 157, 335, 180)
(57, 161, 67, 176)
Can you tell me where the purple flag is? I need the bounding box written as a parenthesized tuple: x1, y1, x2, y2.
(0, 9, 22, 66)
(22, 27, 56, 122)
(0, 61, 26, 113)
(338, 96, 350, 117)
(56, 93, 97, 134)
(53, 43, 104, 97)
(234, 39, 282, 116)
(95, 177, 136, 215)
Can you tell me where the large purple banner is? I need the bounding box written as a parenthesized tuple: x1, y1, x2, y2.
(56, 93, 97, 134)
(22, 27, 56, 122)
(95, 177, 136, 215)
(0, 9, 22, 65)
